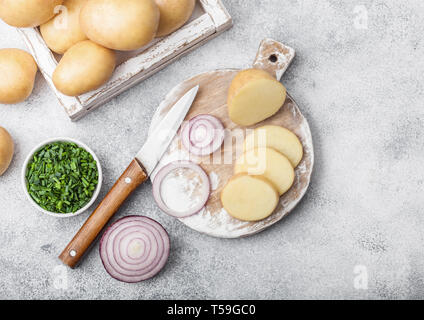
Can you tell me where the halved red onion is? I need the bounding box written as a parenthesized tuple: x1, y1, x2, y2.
(152, 161, 210, 218)
(181, 114, 225, 156)
(99, 216, 170, 283)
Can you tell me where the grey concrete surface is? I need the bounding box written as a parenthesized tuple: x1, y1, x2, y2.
(0, 0, 423, 300)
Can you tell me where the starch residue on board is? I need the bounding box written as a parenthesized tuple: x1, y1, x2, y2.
(160, 167, 204, 213)
(209, 171, 220, 191)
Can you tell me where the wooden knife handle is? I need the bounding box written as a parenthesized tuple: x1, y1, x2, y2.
(59, 159, 148, 268)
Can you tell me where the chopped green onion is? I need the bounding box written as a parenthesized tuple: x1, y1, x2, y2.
(25, 141, 99, 214)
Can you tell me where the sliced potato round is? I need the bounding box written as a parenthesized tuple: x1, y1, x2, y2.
(0, 49, 38, 104)
(235, 147, 294, 195)
(155, 0, 195, 37)
(0, 0, 64, 27)
(0, 127, 14, 176)
(221, 173, 279, 222)
(80, 0, 160, 51)
(244, 125, 303, 167)
(40, 0, 88, 54)
(52, 40, 116, 96)
(227, 69, 286, 126)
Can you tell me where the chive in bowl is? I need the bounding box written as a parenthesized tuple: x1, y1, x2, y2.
(21, 138, 102, 218)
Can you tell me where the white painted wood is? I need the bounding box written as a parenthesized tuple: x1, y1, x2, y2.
(253, 38, 296, 81)
(18, 0, 232, 121)
(200, 0, 232, 31)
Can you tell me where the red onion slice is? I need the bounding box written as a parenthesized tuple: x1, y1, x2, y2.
(189, 119, 214, 148)
(181, 114, 225, 156)
(152, 161, 210, 218)
(99, 216, 170, 283)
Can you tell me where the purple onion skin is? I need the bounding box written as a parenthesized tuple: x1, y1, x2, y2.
(181, 114, 225, 157)
(99, 215, 170, 283)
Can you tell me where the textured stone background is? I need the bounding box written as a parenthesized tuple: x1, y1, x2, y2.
(0, 0, 423, 299)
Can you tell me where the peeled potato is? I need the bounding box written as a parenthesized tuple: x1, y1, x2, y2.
(53, 40, 115, 96)
(0, 0, 64, 27)
(244, 125, 303, 167)
(155, 0, 195, 37)
(40, 0, 88, 54)
(227, 69, 287, 126)
(80, 0, 160, 51)
(0, 127, 14, 176)
(221, 173, 279, 222)
(235, 147, 294, 196)
(0, 49, 38, 104)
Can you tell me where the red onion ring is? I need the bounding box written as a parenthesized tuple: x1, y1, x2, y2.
(152, 161, 210, 218)
(181, 114, 225, 156)
(99, 216, 170, 283)
(189, 119, 214, 148)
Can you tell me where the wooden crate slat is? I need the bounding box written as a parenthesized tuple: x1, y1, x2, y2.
(18, 28, 84, 115)
(200, 0, 232, 31)
(78, 13, 216, 106)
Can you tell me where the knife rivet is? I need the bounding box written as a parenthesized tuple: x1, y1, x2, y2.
(125, 177, 132, 184)
(70, 250, 76, 257)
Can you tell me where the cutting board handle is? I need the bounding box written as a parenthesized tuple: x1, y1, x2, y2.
(253, 38, 296, 81)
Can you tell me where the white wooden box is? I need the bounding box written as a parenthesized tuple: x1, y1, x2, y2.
(18, 0, 232, 121)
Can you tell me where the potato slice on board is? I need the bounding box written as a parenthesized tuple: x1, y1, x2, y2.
(227, 69, 286, 126)
(235, 147, 295, 195)
(244, 125, 303, 167)
(221, 173, 279, 222)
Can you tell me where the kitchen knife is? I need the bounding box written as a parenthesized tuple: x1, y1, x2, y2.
(59, 85, 199, 268)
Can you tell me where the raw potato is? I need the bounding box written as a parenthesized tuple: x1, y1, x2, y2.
(0, 0, 64, 27)
(0, 127, 14, 176)
(0, 49, 38, 104)
(52, 40, 116, 96)
(244, 125, 303, 167)
(155, 0, 195, 37)
(235, 147, 294, 195)
(40, 0, 88, 54)
(221, 173, 279, 222)
(227, 69, 287, 126)
(80, 0, 160, 51)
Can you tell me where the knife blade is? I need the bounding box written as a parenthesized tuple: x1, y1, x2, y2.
(136, 85, 199, 175)
(59, 85, 199, 268)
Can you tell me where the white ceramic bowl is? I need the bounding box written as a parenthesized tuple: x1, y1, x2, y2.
(22, 137, 103, 218)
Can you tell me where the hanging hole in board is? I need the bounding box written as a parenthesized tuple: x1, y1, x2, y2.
(269, 54, 278, 63)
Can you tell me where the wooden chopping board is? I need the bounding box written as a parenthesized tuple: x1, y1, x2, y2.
(148, 39, 314, 238)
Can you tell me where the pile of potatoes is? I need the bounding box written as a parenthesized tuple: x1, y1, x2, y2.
(221, 68, 303, 222)
(0, 0, 196, 100)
